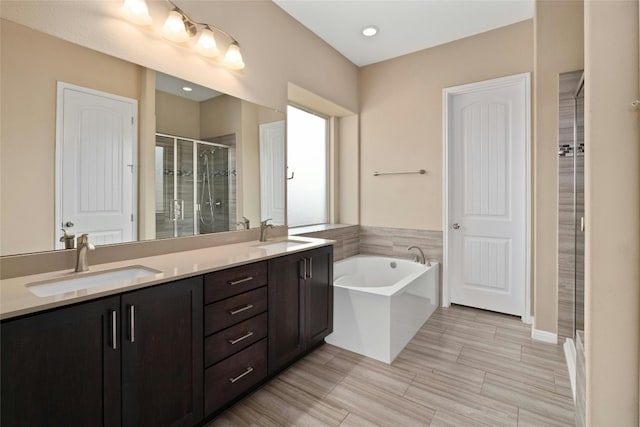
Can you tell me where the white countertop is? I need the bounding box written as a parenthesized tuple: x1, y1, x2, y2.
(0, 237, 333, 320)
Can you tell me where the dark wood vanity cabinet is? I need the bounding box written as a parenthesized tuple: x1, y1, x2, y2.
(1, 244, 333, 426)
(268, 245, 333, 374)
(121, 276, 203, 427)
(1, 296, 121, 427)
(0, 276, 203, 427)
(203, 262, 269, 415)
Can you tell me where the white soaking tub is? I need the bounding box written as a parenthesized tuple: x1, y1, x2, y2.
(325, 255, 439, 364)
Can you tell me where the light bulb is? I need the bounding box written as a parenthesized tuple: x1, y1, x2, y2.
(120, 0, 152, 26)
(195, 28, 220, 58)
(223, 43, 245, 70)
(161, 10, 190, 43)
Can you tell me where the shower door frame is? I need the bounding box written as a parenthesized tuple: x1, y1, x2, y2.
(156, 133, 231, 238)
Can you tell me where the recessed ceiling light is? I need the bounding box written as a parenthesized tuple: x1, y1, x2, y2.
(182, 86, 193, 92)
(362, 26, 378, 37)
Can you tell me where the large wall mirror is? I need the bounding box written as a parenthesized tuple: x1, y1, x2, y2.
(1, 18, 286, 256)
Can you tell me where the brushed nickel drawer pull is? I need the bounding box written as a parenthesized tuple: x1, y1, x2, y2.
(229, 366, 254, 384)
(129, 305, 135, 343)
(111, 310, 117, 350)
(228, 276, 254, 286)
(229, 304, 254, 315)
(228, 331, 254, 345)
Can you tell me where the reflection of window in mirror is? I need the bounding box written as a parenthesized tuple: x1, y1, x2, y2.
(286, 105, 328, 227)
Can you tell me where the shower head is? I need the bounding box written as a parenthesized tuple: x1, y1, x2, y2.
(199, 148, 217, 158)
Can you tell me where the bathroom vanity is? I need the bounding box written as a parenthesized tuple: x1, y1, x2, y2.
(0, 238, 333, 426)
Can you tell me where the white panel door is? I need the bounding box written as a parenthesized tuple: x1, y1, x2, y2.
(447, 75, 528, 316)
(57, 83, 137, 248)
(259, 121, 285, 225)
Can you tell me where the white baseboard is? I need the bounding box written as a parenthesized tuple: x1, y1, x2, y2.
(564, 338, 577, 402)
(530, 317, 558, 343)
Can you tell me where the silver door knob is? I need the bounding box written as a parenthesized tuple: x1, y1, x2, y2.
(65, 221, 74, 228)
(452, 223, 460, 230)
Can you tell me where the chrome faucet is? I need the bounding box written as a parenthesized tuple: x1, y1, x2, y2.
(259, 219, 273, 242)
(407, 245, 426, 265)
(75, 234, 96, 272)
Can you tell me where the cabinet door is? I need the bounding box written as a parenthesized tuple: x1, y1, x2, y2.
(268, 253, 305, 374)
(121, 277, 203, 427)
(306, 246, 334, 347)
(1, 296, 121, 427)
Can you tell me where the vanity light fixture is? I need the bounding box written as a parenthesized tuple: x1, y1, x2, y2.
(362, 26, 378, 37)
(120, 0, 245, 70)
(120, 0, 152, 26)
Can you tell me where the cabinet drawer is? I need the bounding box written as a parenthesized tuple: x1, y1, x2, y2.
(205, 312, 268, 367)
(204, 338, 267, 414)
(205, 262, 267, 304)
(205, 287, 268, 336)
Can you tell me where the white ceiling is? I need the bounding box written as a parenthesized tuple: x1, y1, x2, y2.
(156, 72, 222, 102)
(273, 0, 534, 67)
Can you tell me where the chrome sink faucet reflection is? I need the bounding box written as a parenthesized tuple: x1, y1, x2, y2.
(407, 246, 427, 265)
(259, 219, 273, 242)
(75, 234, 96, 272)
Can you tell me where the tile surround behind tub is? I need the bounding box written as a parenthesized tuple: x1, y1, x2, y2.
(296, 225, 359, 261)
(359, 226, 443, 265)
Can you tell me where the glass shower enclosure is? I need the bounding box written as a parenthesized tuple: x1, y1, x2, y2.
(155, 134, 235, 239)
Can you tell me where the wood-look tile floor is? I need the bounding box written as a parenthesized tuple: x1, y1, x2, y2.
(209, 305, 575, 427)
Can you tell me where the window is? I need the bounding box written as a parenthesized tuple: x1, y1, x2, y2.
(286, 105, 328, 227)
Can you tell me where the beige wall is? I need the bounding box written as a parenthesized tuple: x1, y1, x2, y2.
(584, 0, 639, 425)
(359, 20, 533, 231)
(0, 19, 141, 255)
(155, 90, 200, 139)
(0, 1, 358, 114)
(241, 101, 261, 225)
(533, 0, 584, 334)
(338, 115, 360, 224)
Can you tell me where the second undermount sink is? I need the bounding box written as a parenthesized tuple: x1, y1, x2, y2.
(26, 266, 162, 298)
(255, 239, 308, 251)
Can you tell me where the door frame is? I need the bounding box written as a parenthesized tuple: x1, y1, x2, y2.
(55, 82, 138, 249)
(441, 72, 531, 323)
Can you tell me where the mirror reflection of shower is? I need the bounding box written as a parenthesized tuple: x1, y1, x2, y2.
(155, 133, 236, 239)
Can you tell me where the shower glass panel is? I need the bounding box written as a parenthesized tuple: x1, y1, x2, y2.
(574, 79, 585, 339)
(155, 134, 232, 238)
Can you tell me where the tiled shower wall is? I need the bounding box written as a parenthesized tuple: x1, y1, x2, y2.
(557, 70, 583, 340)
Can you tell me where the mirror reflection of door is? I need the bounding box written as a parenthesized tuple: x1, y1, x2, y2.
(260, 120, 286, 225)
(286, 106, 328, 227)
(56, 82, 137, 249)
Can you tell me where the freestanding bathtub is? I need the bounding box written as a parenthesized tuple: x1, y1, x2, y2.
(325, 255, 439, 364)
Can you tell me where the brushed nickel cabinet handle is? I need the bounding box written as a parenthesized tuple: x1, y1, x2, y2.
(228, 331, 254, 345)
(111, 310, 117, 350)
(299, 258, 307, 280)
(229, 304, 254, 315)
(452, 223, 461, 230)
(228, 276, 253, 286)
(229, 366, 254, 384)
(129, 305, 135, 343)
(307, 257, 313, 279)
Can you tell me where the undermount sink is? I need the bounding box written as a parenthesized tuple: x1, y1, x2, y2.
(26, 266, 162, 297)
(255, 239, 308, 251)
